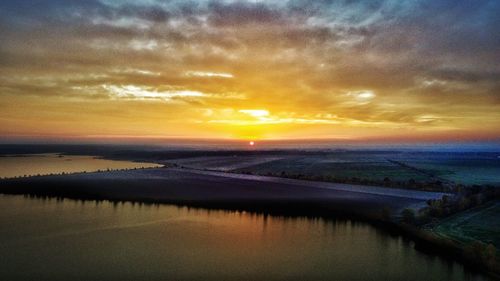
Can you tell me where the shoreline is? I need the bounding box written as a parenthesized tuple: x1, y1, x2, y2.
(0, 158, 498, 279)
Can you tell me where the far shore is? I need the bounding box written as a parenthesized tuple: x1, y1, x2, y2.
(0, 166, 444, 217)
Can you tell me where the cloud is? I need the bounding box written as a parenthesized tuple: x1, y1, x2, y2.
(347, 90, 376, 101)
(0, 0, 499, 139)
(185, 71, 234, 78)
(207, 1, 284, 27)
(103, 85, 205, 101)
(239, 109, 269, 118)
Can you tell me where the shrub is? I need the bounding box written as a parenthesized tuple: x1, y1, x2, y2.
(381, 207, 391, 221)
(401, 208, 416, 224)
(484, 244, 497, 267)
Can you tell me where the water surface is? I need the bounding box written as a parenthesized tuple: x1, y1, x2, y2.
(0, 153, 161, 178)
(0, 195, 489, 281)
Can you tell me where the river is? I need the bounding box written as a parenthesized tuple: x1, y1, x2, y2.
(0, 153, 161, 179)
(0, 195, 489, 281)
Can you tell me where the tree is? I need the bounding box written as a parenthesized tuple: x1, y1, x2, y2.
(381, 207, 391, 221)
(484, 244, 497, 267)
(383, 177, 391, 186)
(401, 208, 416, 224)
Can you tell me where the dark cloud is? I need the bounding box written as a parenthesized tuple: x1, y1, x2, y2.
(207, 1, 284, 27)
(116, 4, 170, 23)
(429, 69, 500, 84)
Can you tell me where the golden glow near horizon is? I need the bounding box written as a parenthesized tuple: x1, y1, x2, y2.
(0, 1, 499, 142)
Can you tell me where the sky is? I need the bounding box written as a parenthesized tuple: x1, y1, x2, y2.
(0, 0, 499, 142)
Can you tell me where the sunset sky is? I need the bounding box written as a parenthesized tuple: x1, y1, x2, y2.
(1, 0, 499, 142)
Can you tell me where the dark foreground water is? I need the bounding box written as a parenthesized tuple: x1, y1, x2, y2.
(0, 195, 490, 281)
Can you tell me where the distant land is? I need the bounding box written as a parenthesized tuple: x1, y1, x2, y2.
(0, 143, 499, 279)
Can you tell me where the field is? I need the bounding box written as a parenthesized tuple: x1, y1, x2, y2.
(234, 155, 430, 182)
(166, 155, 286, 171)
(433, 200, 500, 247)
(1, 144, 499, 188)
(229, 152, 500, 187)
(0, 167, 447, 218)
(390, 152, 500, 185)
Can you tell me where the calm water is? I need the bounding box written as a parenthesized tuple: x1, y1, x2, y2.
(0, 195, 490, 281)
(0, 154, 161, 178)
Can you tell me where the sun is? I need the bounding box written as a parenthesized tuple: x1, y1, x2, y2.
(249, 141, 255, 146)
